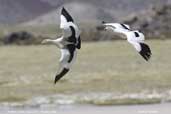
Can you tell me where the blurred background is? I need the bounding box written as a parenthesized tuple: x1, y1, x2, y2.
(0, 0, 171, 113)
(0, 0, 171, 43)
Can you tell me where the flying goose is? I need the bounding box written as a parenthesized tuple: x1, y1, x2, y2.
(42, 7, 81, 84)
(101, 22, 152, 61)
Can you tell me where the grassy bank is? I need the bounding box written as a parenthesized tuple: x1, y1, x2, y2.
(0, 40, 171, 106)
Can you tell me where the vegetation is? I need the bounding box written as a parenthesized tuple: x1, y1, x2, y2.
(0, 24, 113, 45)
(0, 40, 171, 105)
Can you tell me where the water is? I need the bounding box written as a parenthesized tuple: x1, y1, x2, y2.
(0, 103, 171, 114)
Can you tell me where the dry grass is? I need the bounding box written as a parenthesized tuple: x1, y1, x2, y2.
(0, 40, 171, 104)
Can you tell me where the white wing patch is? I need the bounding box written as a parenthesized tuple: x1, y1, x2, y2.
(60, 15, 68, 29)
(60, 11, 80, 39)
(127, 31, 144, 52)
(123, 24, 130, 29)
(59, 49, 70, 69)
(59, 49, 77, 69)
(128, 41, 142, 52)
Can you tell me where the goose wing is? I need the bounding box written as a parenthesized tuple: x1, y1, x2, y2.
(102, 23, 131, 31)
(138, 42, 152, 61)
(60, 7, 80, 37)
(128, 40, 152, 61)
(60, 7, 81, 48)
(54, 49, 77, 83)
(54, 49, 70, 83)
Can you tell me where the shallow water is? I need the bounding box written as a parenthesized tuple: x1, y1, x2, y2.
(1, 91, 171, 108)
(1, 103, 171, 114)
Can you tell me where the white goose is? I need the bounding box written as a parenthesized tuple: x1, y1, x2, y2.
(101, 21, 152, 61)
(42, 7, 81, 84)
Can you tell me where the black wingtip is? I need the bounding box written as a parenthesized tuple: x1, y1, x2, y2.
(62, 7, 66, 12)
(61, 7, 74, 22)
(76, 36, 81, 49)
(54, 68, 69, 84)
(139, 43, 152, 61)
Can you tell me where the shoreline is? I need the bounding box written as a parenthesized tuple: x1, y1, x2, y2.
(1, 103, 171, 114)
(1, 90, 171, 107)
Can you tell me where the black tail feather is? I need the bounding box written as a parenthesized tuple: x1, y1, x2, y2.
(139, 43, 152, 61)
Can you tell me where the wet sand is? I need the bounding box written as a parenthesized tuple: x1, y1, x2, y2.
(1, 103, 171, 114)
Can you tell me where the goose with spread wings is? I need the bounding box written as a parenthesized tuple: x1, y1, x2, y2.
(42, 7, 81, 84)
(100, 22, 152, 61)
